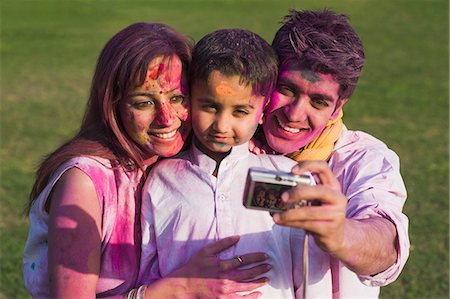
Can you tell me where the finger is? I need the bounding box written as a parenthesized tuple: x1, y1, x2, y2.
(291, 161, 340, 189)
(220, 277, 269, 294)
(274, 202, 346, 226)
(240, 291, 263, 299)
(282, 184, 344, 206)
(219, 252, 268, 271)
(274, 220, 326, 234)
(230, 263, 272, 282)
(201, 236, 240, 256)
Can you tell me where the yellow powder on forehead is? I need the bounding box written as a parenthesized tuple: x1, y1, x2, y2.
(215, 80, 235, 96)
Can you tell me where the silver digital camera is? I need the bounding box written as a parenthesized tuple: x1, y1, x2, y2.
(243, 167, 318, 212)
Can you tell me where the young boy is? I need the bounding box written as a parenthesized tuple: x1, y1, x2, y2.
(138, 29, 306, 298)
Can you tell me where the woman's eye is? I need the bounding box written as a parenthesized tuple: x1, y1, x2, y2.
(132, 100, 154, 109)
(171, 95, 186, 104)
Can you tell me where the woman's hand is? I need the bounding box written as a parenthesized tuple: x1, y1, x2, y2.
(145, 236, 271, 299)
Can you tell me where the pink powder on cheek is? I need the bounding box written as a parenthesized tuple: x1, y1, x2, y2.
(264, 92, 282, 114)
(178, 107, 189, 122)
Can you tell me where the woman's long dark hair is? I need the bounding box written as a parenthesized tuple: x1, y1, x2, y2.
(27, 23, 192, 213)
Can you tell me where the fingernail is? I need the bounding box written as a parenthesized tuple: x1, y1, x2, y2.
(273, 213, 280, 222)
(281, 192, 288, 202)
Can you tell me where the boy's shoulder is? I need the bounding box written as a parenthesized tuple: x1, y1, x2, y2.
(250, 153, 297, 172)
(152, 150, 192, 171)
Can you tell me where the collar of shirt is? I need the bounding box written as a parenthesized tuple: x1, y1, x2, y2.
(190, 138, 250, 175)
(332, 124, 349, 152)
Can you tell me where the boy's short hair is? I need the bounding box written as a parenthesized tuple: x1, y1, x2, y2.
(190, 28, 278, 101)
(272, 9, 365, 100)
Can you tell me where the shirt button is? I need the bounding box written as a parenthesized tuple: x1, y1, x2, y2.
(219, 194, 226, 201)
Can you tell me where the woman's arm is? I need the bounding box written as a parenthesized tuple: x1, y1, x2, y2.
(48, 168, 102, 298)
(48, 169, 270, 299)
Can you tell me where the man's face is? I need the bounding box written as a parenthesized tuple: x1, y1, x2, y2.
(262, 66, 346, 154)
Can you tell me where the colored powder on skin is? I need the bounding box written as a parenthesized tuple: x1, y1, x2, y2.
(301, 70, 321, 83)
(214, 142, 227, 147)
(159, 102, 176, 124)
(133, 132, 148, 145)
(147, 64, 160, 80)
(180, 109, 189, 122)
(216, 80, 235, 96)
(143, 80, 150, 91)
(159, 61, 182, 93)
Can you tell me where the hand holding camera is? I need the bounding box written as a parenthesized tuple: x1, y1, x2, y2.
(243, 167, 320, 212)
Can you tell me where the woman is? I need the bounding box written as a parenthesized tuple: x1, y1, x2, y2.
(23, 23, 269, 298)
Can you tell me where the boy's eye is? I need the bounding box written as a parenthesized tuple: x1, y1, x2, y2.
(277, 84, 295, 97)
(234, 109, 249, 116)
(200, 103, 217, 112)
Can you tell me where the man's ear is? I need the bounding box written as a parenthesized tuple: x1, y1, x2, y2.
(330, 98, 348, 120)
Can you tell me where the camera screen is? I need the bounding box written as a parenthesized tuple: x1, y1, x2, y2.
(248, 182, 291, 211)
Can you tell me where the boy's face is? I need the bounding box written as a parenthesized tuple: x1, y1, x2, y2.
(191, 71, 266, 161)
(119, 55, 190, 159)
(262, 65, 346, 154)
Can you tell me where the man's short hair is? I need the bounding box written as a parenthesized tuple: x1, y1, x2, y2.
(272, 9, 365, 100)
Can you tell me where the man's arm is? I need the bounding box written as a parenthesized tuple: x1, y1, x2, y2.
(272, 161, 398, 275)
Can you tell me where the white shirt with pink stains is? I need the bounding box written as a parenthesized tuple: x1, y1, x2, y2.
(139, 129, 409, 298)
(23, 156, 145, 298)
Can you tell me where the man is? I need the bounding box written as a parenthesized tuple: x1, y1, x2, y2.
(253, 9, 410, 298)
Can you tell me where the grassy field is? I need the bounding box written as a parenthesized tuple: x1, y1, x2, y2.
(1, 0, 448, 298)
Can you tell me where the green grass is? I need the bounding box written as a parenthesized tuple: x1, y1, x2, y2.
(1, 0, 448, 298)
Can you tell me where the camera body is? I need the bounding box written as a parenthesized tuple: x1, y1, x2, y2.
(243, 167, 317, 212)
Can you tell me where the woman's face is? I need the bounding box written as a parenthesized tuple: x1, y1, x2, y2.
(119, 55, 190, 159)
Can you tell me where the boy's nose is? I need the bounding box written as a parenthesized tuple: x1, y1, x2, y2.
(213, 113, 231, 133)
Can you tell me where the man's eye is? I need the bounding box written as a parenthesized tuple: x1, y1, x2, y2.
(311, 97, 328, 107)
(277, 85, 295, 97)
